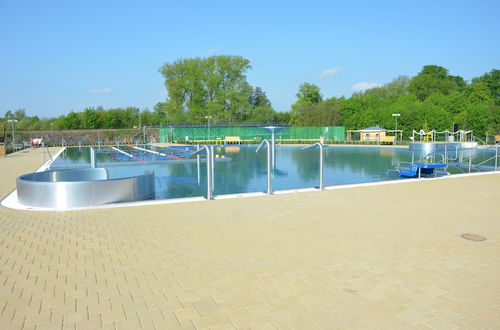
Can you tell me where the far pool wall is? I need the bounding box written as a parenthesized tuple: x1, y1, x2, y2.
(14, 129, 159, 146)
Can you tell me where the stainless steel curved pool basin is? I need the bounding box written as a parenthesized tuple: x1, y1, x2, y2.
(17, 168, 155, 208)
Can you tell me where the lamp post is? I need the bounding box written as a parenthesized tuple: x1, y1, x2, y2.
(8, 119, 18, 146)
(392, 113, 400, 144)
(205, 115, 212, 141)
(136, 108, 141, 129)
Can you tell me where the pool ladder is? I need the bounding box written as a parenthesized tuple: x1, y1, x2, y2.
(194, 141, 327, 200)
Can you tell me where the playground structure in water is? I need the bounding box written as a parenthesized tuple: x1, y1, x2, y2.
(409, 129, 478, 152)
(391, 162, 447, 178)
(389, 144, 500, 178)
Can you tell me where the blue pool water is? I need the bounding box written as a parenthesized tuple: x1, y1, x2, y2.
(49, 145, 497, 200)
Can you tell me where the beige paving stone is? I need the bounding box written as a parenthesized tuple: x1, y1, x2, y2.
(0, 148, 499, 329)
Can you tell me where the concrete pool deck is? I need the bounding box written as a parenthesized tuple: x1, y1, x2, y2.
(0, 148, 499, 329)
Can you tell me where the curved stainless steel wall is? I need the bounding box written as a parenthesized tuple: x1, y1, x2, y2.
(409, 142, 478, 152)
(17, 168, 155, 208)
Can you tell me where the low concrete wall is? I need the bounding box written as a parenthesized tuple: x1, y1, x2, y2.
(13, 128, 160, 146)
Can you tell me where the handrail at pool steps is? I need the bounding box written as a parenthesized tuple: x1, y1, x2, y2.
(191, 145, 213, 200)
(256, 139, 273, 194)
(468, 145, 499, 172)
(42, 145, 53, 164)
(302, 142, 326, 190)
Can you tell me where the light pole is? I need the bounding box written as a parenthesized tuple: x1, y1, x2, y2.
(137, 108, 141, 129)
(392, 113, 400, 144)
(205, 115, 212, 141)
(8, 119, 18, 146)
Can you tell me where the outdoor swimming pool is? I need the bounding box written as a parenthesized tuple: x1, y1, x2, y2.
(47, 144, 498, 201)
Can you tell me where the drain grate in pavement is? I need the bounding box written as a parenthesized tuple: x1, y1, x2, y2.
(461, 233, 487, 242)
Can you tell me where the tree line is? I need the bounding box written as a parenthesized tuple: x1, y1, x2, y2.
(1, 55, 498, 138)
(290, 66, 499, 138)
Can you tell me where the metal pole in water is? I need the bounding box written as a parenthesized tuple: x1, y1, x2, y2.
(469, 156, 472, 173)
(90, 147, 96, 168)
(271, 131, 276, 168)
(196, 145, 200, 185)
(319, 143, 324, 190)
(207, 147, 212, 200)
(192, 145, 212, 199)
(256, 140, 272, 194)
(210, 145, 215, 194)
(496, 146, 498, 171)
(444, 145, 447, 164)
(267, 141, 272, 194)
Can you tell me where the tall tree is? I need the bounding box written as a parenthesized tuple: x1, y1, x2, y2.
(14, 109, 27, 119)
(81, 108, 102, 129)
(472, 69, 500, 105)
(408, 65, 464, 101)
(249, 87, 271, 108)
(290, 83, 322, 125)
(63, 112, 82, 129)
(159, 55, 256, 123)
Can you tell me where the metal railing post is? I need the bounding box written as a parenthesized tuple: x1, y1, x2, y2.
(256, 140, 272, 194)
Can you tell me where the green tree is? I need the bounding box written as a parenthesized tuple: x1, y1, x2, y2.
(246, 106, 276, 123)
(463, 104, 491, 135)
(159, 55, 255, 123)
(153, 102, 168, 125)
(63, 112, 82, 129)
(408, 65, 464, 101)
(472, 69, 500, 105)
(294, 98, 341, 126)
(248, 87, 272, 108)
(290, 83, 322, 125)
(81, 108, 102, 129)
(384, 76, 410, 98)
(14, 109, 27, 119)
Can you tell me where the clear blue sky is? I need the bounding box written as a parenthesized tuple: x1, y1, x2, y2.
(1, 0, 499, 118)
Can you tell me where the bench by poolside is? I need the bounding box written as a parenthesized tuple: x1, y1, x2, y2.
(380, 136, 396, 144)
(224, 136, 241, 144)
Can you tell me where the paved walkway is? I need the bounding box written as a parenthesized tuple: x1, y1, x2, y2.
(0, 148, 499, 329)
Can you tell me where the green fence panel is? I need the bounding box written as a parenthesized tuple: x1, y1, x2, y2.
(159, 126, 345, 143)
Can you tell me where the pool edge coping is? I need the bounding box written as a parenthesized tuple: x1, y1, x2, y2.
(2, 170, 498, 212)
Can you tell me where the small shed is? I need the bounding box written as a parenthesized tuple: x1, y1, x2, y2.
(358, 126, 387, 142)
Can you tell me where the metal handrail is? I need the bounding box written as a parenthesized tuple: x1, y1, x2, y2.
(444, 144, 458, 162)
(256, 140, 272, 194)
(191, 145, 213, 200)
(473, 136, 487, 145)
(469, 146, 499, 171)
(302, 142, 326, 190)
(43, 145, 53, 164)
